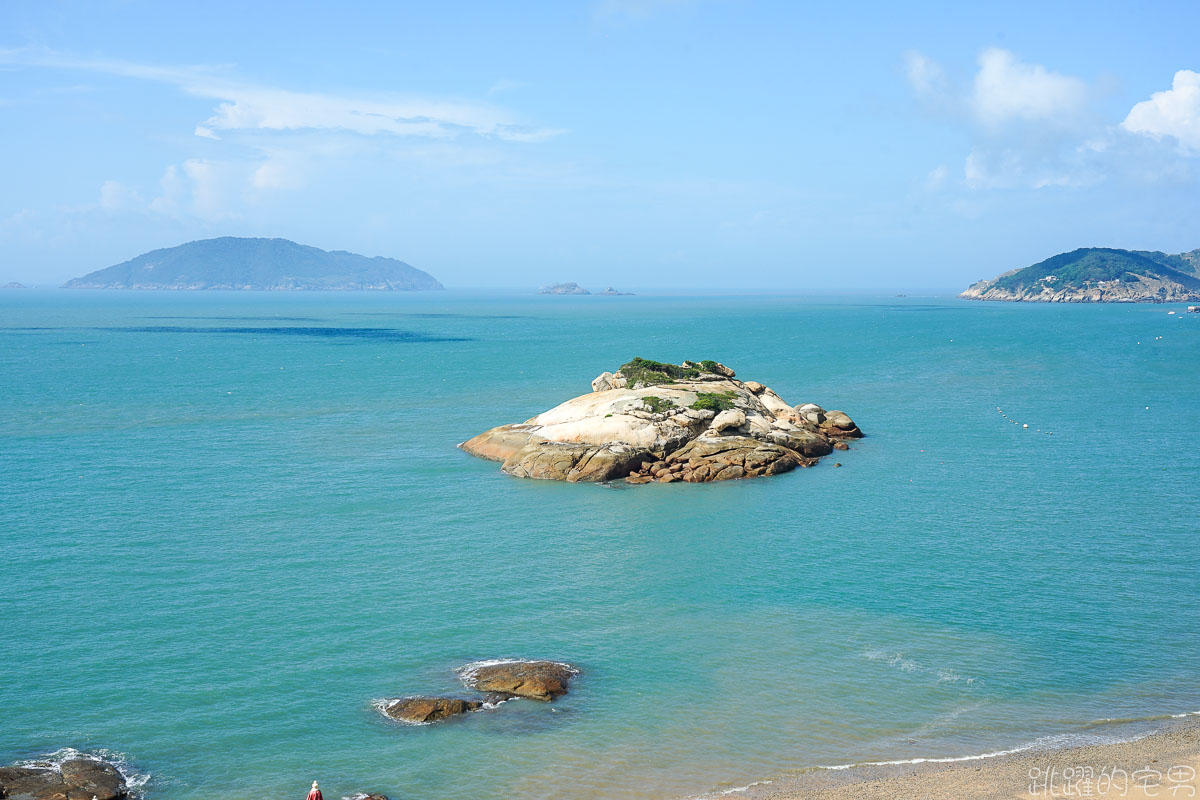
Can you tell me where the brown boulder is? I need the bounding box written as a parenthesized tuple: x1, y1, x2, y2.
(458, 660, 577, 701)
(380, 696, 483, 724)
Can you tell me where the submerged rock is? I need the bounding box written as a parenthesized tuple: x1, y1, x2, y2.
(457, 660, 578, 701)
(0, 756, 127, 800)
(460, 359, 861, 482)
(380, 696, 483, 724)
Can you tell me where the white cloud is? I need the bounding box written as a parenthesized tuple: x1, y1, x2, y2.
(1122, 69, 1200, 153)
(900, 48, 1200, 192)
(970, 48, 1087, 130)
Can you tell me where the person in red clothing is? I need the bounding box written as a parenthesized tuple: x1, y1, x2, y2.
(307, 781, 323, 800)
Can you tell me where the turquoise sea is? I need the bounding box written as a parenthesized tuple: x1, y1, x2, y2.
(2, 290, 1199, 800)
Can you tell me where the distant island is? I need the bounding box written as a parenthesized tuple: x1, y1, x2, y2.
(63, 237, 443, 291)
(538, 282, 634, 295)
(538, 282, 590, 295)
(962, 247, 1200, 303)
(2, 282, 26, 289)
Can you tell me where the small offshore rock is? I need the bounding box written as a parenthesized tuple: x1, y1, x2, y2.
(833, 441, 850, 451)
(459, 660, 577, 701)
(381, 696, 483, 723)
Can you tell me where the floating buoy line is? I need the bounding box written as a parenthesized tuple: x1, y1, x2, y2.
(996, 407, 1053, 435)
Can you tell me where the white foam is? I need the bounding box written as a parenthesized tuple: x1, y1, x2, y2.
(861, 649, 979, 685)
(681, 779, 775, 799)
(817, 730, 1155, 771)
(716, 779, 774, 795)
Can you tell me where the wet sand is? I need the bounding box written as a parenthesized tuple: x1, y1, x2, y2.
(762, 717, 1199, 800)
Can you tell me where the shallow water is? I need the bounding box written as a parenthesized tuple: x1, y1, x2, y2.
(2, 290, 1198, 800)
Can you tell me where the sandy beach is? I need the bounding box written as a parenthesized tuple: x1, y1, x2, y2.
(762, 718, 1200, 800)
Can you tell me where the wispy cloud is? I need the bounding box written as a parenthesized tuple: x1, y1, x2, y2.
(0, 47, 568, 224)
(0, 47, 564, 143)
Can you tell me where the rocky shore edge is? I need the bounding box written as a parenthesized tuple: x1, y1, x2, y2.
(0, 751, 132, 800)
(461, 359, 861, 483)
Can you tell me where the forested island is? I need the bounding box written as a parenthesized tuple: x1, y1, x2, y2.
(962, 247, 1200, 302)
(63, 237, 443, 291)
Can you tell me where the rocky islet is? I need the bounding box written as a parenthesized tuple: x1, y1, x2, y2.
(461, 359, 861, 483)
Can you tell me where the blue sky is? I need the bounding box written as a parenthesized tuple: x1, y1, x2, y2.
(2, 0, 1199, 288)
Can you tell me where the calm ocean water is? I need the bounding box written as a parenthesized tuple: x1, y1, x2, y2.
(2, 290, 1198, 800)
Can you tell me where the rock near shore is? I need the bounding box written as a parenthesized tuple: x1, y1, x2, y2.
(0, 755, 127, 800)
(456, 660, 578, 701)
(379, 696, 484, 724)
(461, 359, 860, 483)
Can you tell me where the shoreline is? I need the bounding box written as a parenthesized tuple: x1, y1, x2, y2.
(721, 714, 1200, 800)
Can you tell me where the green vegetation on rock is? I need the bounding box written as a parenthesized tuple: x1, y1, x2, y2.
(691, 391, 738, 412)
(618, 358, 699, 387)
(641, 396, 677, 413)
(617, 357, 723, 387)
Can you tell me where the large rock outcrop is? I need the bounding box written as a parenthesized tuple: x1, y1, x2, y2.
(0, 755, 127, 800)
(460, 359, 860, 483)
